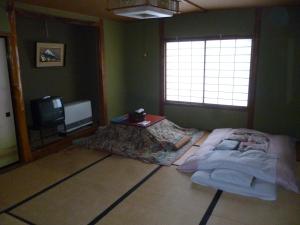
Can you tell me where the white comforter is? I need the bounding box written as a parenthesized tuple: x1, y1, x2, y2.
(193, 149, 277, 183)
(178, 128, 299, 200)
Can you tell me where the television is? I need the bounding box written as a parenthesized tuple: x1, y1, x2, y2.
(31, 96, 65, 128)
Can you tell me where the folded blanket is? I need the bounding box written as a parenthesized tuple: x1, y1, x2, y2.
(214, 139, 240, 150)
(192, 170, 277, 201)
(211, 169, 254, 187)
(183, 149, 277, 183)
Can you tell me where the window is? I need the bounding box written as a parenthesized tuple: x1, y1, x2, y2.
(165, 38, 252, 107)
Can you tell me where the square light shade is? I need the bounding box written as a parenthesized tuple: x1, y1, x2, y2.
(107, 0, 179, 19)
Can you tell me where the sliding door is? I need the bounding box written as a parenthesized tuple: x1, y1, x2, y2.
(0, 37, 19, 168)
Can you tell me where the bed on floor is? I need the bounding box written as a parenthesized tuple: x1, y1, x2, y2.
(75, 119, 203, 166)
(178, 128, 299, 200)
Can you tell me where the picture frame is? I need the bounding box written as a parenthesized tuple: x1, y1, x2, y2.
(36, 42, 65, 68)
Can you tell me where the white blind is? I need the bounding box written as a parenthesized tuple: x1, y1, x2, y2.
(165, 38, 252, 107)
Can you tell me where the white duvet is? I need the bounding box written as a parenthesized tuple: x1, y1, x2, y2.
(178, 128, 299, 200)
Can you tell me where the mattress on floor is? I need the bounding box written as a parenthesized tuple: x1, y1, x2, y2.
(191, 170, 277, 200)
(178, 128, 299, 199)
(74, 119, 203, 166)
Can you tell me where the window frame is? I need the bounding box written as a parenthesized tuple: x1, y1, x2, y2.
(163, 35, 254, 111)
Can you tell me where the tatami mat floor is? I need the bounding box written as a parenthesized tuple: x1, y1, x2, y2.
(0, 146, 299, 225)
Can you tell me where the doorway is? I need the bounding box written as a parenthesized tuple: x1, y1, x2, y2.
(0, 37, 19, 168)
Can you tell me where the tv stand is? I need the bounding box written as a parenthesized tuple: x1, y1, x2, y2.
(31, 125, 97, 160)
(29, 122, 66, 148)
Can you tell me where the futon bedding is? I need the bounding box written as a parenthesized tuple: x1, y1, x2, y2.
(178, 128, 299, 200)
(74, 119, 203, 166)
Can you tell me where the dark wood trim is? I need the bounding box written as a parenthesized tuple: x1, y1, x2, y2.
(0, 32, 11, 37)
(164, 101, 248, 112)
(159, 20, 165, 116)
(183, 0, 205, 12)
(7, 1, 32, 162)
(32, 126, 98, 160)
(15, 9, 99, 27)
(247, 8, 262, 128)
(98, 19, 108, 125)
(164, 34, 253, 42)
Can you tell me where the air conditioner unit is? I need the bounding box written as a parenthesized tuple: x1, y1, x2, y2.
(58, 100, 93, 133)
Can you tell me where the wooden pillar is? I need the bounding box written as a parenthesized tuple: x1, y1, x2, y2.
(247, 8, 262, 129)
(159, 19, 165, 116)
(98, 19, 108, 125)
(7, 1, 32, 162)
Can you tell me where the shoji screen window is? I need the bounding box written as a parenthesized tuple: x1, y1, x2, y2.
(166, 41, 205, 103)
(165, 38, 252, 107)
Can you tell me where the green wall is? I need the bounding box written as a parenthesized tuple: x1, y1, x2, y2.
(164, 9, 255, 129)
(123, 9, 255, 129)
(164, 9, 255, 38)
(16, 15, 100, 125)
(104, 19, 127, 120)
(123, 20, 160, 115)
(0, 0, 128, 123)
(254, 7, 300, 138)
(0, 0, 10, 33)
(2, 1, 299, 138)
(122, 8, 300, 138)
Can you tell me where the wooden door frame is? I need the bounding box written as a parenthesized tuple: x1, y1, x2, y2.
(247, 8, 262, 128)
(4, 1, 108, 162)
(6, 2, 32, 162)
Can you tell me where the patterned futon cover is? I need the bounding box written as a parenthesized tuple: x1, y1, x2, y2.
(75, 119, 203, 166)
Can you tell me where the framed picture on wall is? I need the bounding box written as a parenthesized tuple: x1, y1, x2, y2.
(36, 42, 65, 67)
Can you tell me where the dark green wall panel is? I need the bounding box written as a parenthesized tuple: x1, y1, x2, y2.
(123, 9, 255, 131)
(254, 7, 300, 138)
(164, 9, 255, 38)
(165, 104, 247, 129)
(123, 8, 300, 138)
(124, 20, 160, 115)
(16, 15, 99, 125)
(104, 19, 127, 120)
(0, 0, 10, 33)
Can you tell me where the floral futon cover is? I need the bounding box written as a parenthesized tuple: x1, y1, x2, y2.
(75, 119, 203, 166)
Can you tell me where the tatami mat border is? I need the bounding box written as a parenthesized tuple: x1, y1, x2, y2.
(199, 190, 223, 225)
(6, 211, 36, 225)
(2, 151, 224, 225)
(1, 154, 112, 214)
(87, 165, 162, 225)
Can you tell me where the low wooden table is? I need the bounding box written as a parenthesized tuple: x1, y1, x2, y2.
(111, 114, 165, 128)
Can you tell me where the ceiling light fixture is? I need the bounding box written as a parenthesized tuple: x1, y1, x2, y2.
(107, 0, 179, 19)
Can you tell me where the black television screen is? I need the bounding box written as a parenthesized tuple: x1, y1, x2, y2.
(31, 96, 65, 128)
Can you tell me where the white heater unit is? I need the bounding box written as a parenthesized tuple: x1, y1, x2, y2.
(58, 100, 93, 133)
